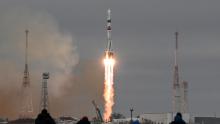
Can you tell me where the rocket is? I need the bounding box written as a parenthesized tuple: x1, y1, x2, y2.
(105, 9, 114, 57)
(103, 9, 115, 121)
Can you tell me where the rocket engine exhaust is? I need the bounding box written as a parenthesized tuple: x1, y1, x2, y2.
(103, 51, 115, 122)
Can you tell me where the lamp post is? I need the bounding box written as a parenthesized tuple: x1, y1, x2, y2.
(130, 108, 134, 124)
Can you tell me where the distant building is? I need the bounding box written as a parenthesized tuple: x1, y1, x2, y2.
(0, 118, 8, 124)
(194, 117, 220, 124)
(139, 113, 191, 124)
(56, 116, 78, 124)
(8, 118, 35, 124)
(113, 118, 139, 124)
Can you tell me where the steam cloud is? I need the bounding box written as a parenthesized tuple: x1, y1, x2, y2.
(0, 7, 80, 119)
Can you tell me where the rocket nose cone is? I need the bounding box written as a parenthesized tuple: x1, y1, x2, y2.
(108, 9, 111, 15)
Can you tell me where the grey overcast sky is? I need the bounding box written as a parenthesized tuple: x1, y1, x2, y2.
(0, 0, 220, 118)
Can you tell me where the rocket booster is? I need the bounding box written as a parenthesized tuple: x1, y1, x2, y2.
(106, 9, 114, 57)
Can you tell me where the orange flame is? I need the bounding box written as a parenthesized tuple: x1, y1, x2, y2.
(103, 54, 115, 122)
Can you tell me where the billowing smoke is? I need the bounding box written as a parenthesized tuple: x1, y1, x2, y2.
(0, 7, 80, 119)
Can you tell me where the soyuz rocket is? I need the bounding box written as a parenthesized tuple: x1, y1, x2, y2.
(105, 9, 114, 57)
(103, 9, 115, 121)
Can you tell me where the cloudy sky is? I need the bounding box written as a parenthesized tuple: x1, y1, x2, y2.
(0, 0, 220, 119)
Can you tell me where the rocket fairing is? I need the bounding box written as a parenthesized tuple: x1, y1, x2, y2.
(107, 9, 111, 31)
(105, 9, 114, 58)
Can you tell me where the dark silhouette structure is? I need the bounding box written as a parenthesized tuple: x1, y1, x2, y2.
(194, 117, 220, 124)
(76, 116, 90, 124)
(9, 118, 35, 124)
(35, 109, 55, 124)
(170, 113, 186, 124)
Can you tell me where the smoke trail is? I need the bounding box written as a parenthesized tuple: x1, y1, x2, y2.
(0, 7, 78, 118)
(103, 53, 115, 121)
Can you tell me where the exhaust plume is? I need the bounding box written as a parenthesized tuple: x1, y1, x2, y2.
(0, 7, 78, 118)
(103, 53, 115, 121)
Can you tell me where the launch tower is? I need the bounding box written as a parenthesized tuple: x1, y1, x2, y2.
(40, 72, 50, 111)
(19, 30, 33, 118)
(180, 80, 188, 113)
(173, 32, 181, 113)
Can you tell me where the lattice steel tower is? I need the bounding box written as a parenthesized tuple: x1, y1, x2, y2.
(172, 32, 181, 113)
(180, 80, 188, 113)
(40, 72, 49, 111)
(20, 30, 33, 118)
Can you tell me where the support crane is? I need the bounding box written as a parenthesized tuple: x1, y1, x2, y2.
(92, 100, 103, 122)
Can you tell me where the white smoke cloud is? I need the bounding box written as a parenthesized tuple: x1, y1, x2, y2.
(0, 7, 79, 118)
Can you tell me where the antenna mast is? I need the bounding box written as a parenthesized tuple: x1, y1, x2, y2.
(173, 32, 181, 113)
(25, 30, 28, 66)
(20, 30, 33, 118)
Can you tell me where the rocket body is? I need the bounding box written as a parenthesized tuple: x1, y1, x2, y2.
(106, 9, 113, 52)
(105, 9, 114, 58)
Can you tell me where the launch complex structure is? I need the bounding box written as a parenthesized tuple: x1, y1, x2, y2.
(40, 72, 50, 111)
(15, 9, 188, 123)
(19, 30, 34, 119)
